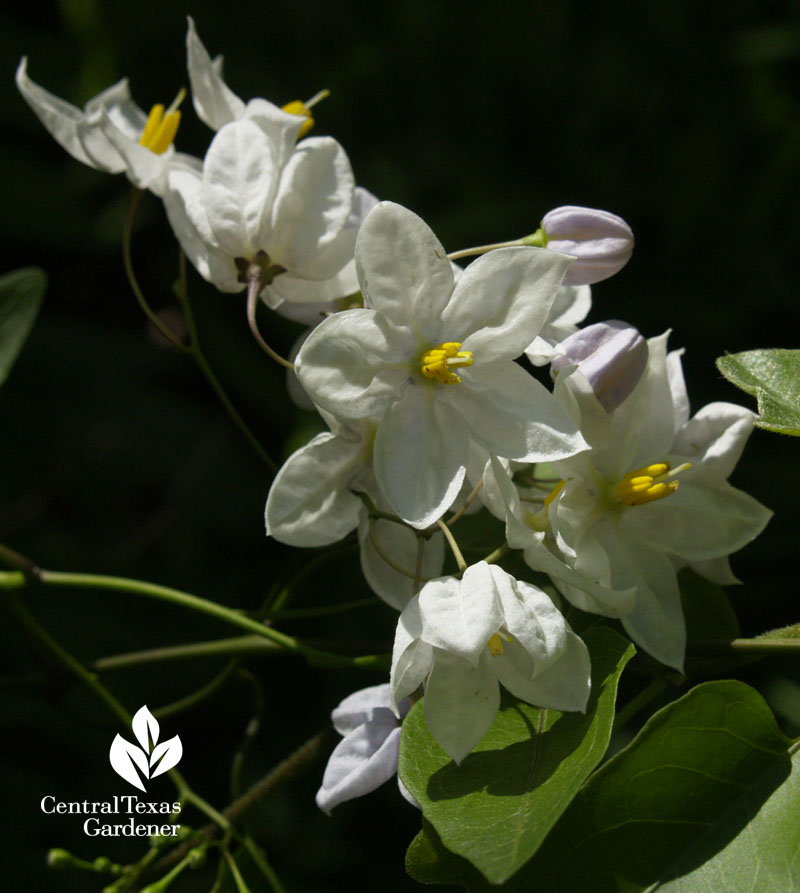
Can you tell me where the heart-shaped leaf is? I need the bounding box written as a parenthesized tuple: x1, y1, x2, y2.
(513, 680, 795, 890)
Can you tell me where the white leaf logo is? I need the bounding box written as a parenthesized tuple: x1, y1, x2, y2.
(109, 705, 182, 790)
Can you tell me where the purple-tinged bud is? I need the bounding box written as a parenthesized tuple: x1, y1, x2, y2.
(542, 206, 633, 286)
(551, 320, 647, 412)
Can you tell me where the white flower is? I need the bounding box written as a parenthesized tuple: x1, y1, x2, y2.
(542, 206, 634, 286)
(295, 201, 587, 528)
(390, 562, 591, 763)
(163, 115, 356, 306)
(15, 57, 194, 196)
(545, 332, 772, 670)
(264, 414, 443, 610)
(316, 684, 417, 813)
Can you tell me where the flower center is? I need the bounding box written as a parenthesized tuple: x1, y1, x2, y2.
(139, 88, 186, 155)
(282, 88, 330, 140)
(615, 461, 691, 507)
(421, 342, 474, 384)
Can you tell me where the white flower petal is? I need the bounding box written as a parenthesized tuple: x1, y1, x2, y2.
(525, 283, 592, 366)
(667, 348, 690, 428)
(671, 402, 756, 480)
(447, 247, 572, 362)
(499, 572, 568, 669)
(202, 119, 279, 258)
(418, 565, 504, 665)
(424, 650, 500, 764)
(186, 17, 246, 130)
(265, 431, 365, 547)
(617, 544, 686, 671)
(391, 600, 433, 708)
(495, 631, 591, 712)
(16, 57, 119, 170)
(295, 309, 413, 418)
(355, 202, 454, 340)
(374, 385, 468, 527)
(269, 137, 354, 273)
(164, 164, 240, 292)
(623, 477, 772, 563)
(315, 722, 401, 813)
(331, 683, 394, 735)
(446, 361, 586, 462)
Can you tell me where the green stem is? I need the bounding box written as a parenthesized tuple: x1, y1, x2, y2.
(446, 229, 545, 261)
(176, 250, 278, 474)
(154, 660, 239, 720)
(0, 568, 387, 670)
(437, 519, 467, 572)
(687, 637, 800, 655)
(123, 189, 187, 352)
(94, 636, 282, 671)
(6, 594, 130, 726)
(482, 543, 510, 566)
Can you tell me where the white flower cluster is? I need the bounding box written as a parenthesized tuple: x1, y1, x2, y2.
(17, 19, 770, 810)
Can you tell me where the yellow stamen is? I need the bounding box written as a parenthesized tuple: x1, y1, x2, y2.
(488, 633, 505, 657)
(421, 342, 474, 384)
(282, 89, 330, 139)
(616, 461, 691, 507)
(526, 480, 566, 531)
(139, 88, 186, 155)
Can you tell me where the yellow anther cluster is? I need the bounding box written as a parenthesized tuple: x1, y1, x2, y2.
(139, 88, 185, 155)
(421, 342, 474, 384)
(488, 633, 505, 657)
(616, 461, 691, 507)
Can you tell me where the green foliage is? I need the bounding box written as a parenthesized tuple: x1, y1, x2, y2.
(0, 267, 46, 386)
(512, 680, 796, 891)
(401, 626, 635, 884)
(717, 349, 800, 436)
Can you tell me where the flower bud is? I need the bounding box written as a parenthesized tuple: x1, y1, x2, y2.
(542, 206, 633, 285)
(551, 320, 647, 412)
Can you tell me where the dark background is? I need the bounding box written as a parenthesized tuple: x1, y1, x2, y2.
(2, 1, 799, 890)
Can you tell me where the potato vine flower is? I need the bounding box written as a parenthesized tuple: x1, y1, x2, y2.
(295, 201, 587, 528)
(162, 115, 356, 306)
(15, 57, 193, 196)
(390, 562, 591, 763)
(543, 332, 772, 670)
(316, 684, 417, 813)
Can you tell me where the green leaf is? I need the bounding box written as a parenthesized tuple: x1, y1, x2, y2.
(406, 820, 491, 889)
(516, 680, 795, 891)
(399, 626, 635, 884)
(716, 349, 800, 435)
(0, 267, 46, 386)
